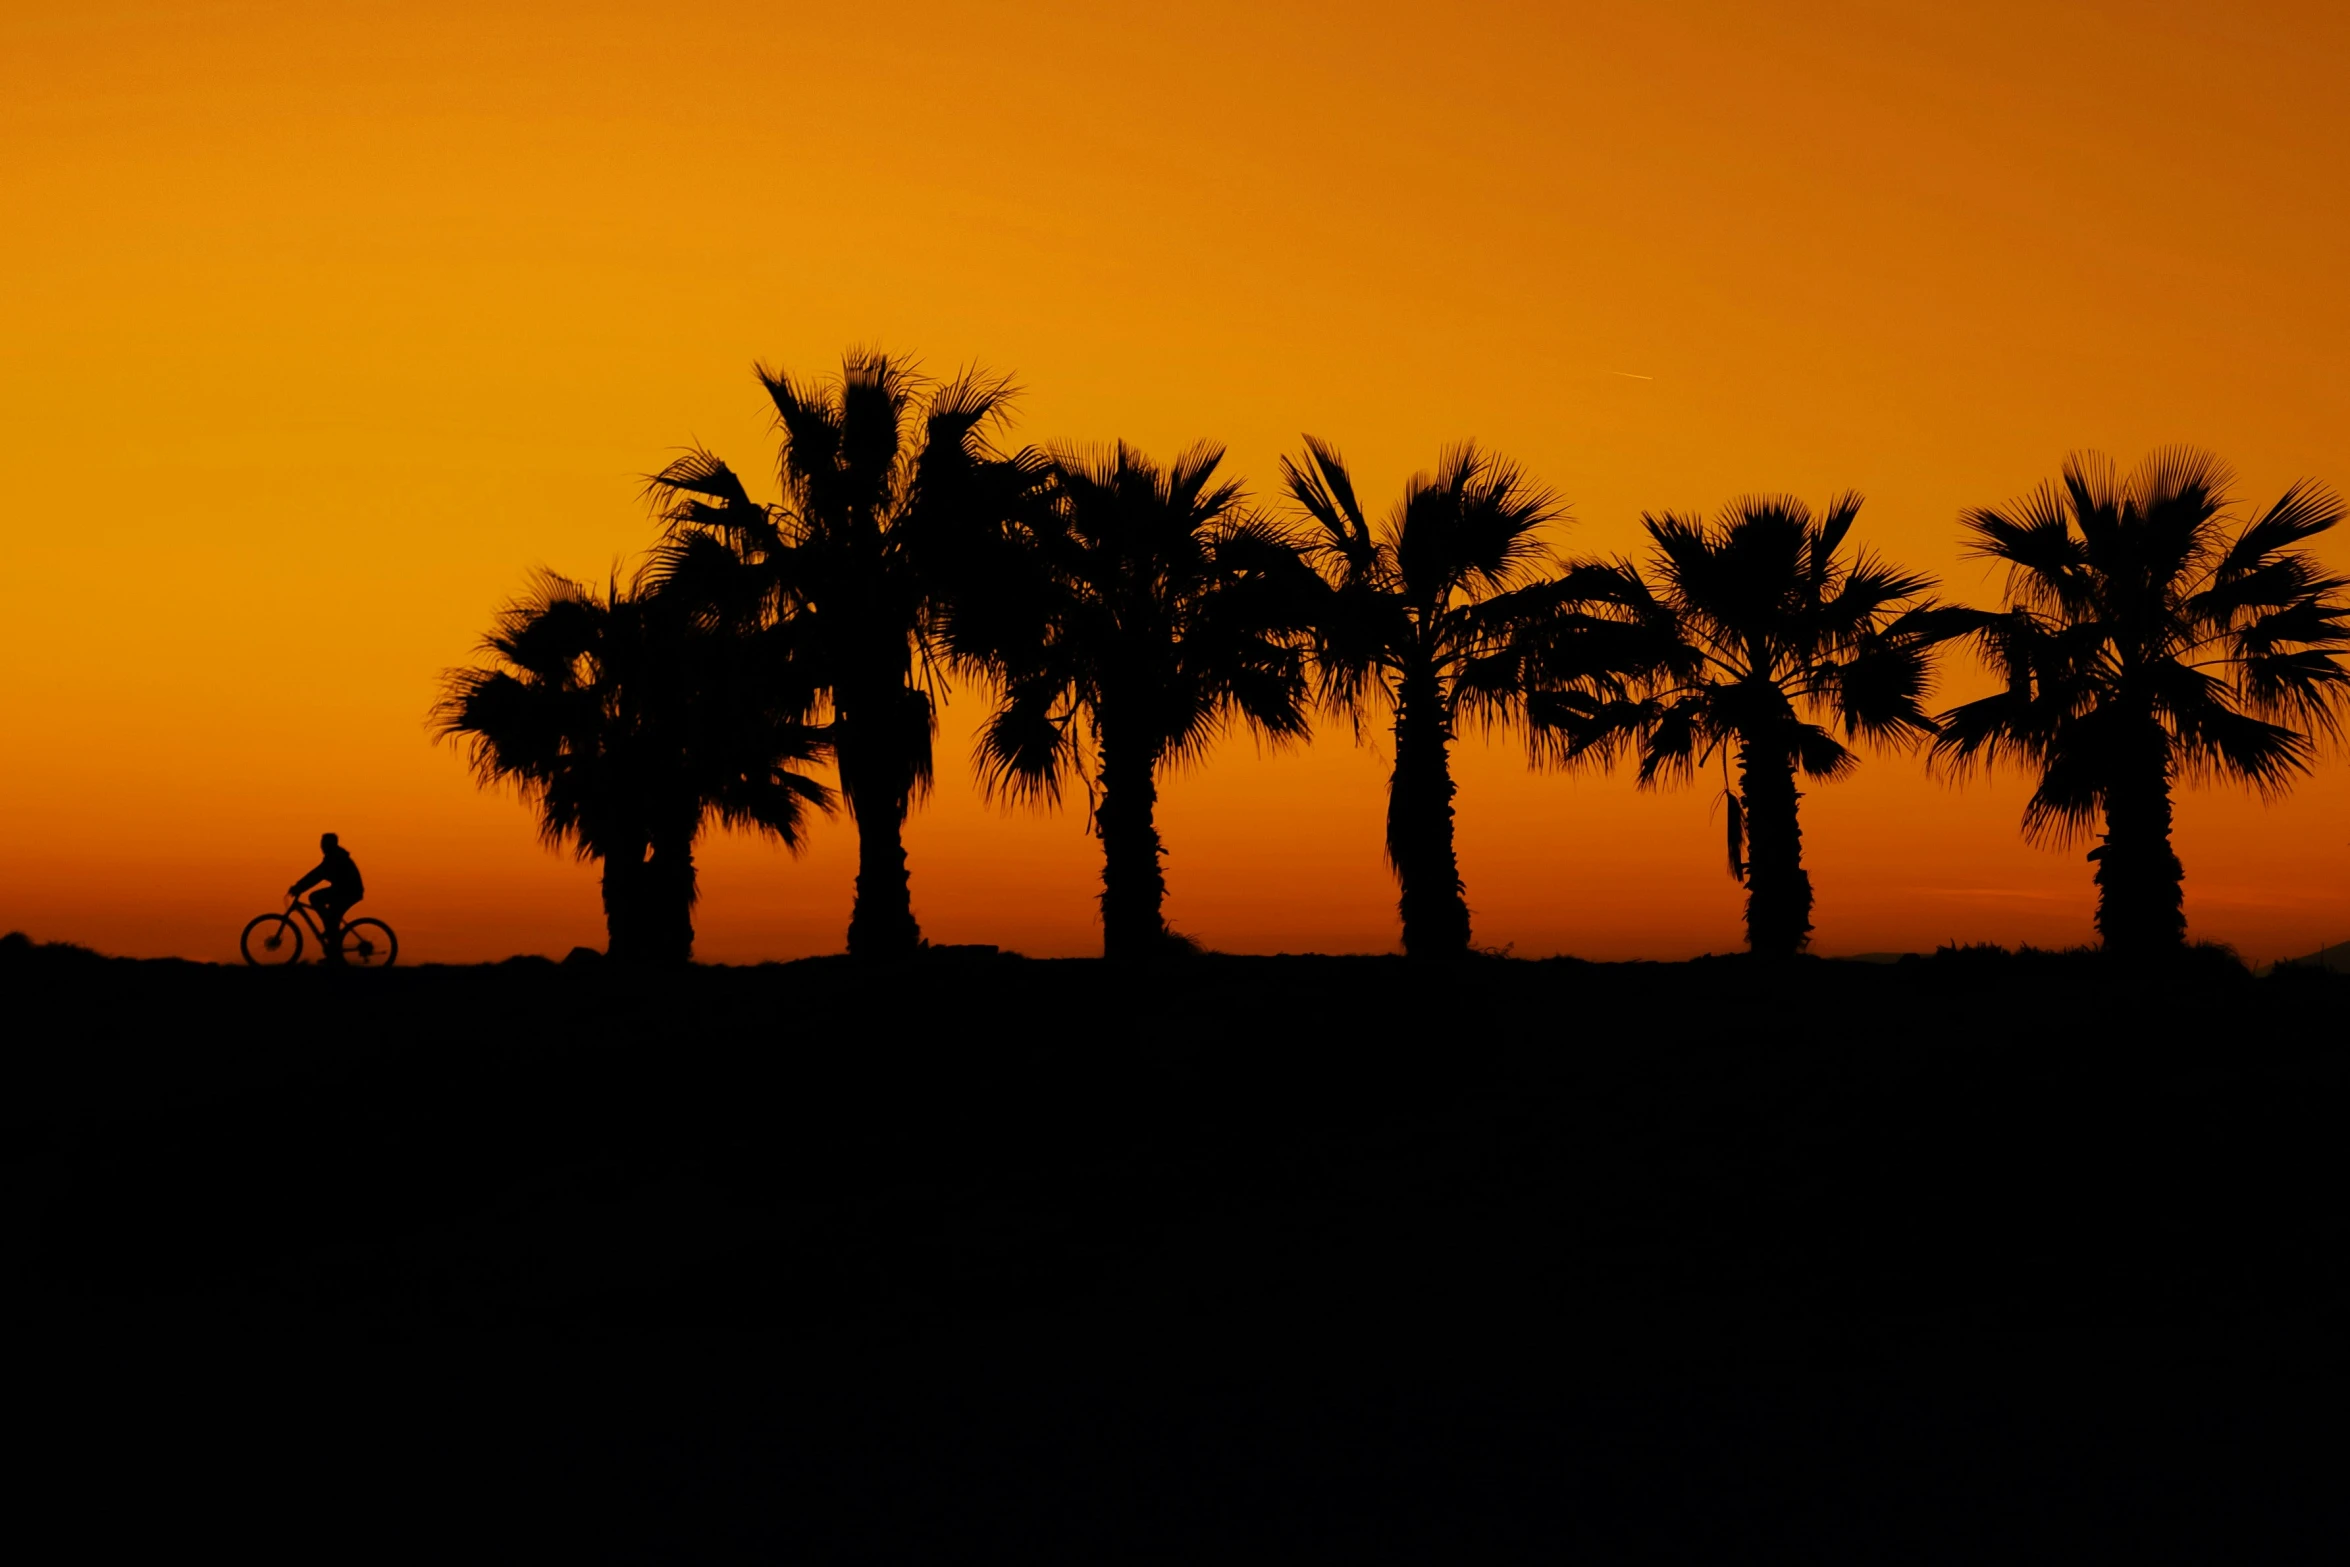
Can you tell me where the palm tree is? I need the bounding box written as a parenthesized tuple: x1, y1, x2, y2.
(1932, 449, 2350, 954)
(1279, 438, 1563, 958)
(433, 567, 831, 962)
(1518, 494, 1969, 958)
(646, 351, 1039, 958)
(953, 442, 1319, 958)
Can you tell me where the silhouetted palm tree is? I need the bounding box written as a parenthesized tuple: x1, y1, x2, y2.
(646, 351, 1038, 958)
(1280, 438, 1563, 958)
(434, 568, 830, 962)
(955, 442, 1318, 957)
(1932, 449, 2350, 954)
(1520, 495, 1968, 958)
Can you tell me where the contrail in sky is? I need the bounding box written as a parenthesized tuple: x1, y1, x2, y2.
(1612, 371, 1654, 380)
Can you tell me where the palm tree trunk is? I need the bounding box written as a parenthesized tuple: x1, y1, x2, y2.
(1097, 721, 1169, 958)
(643, 834, 697, 964)
(844, 789, 917, 958)
(1388, 667, 1472, 958)
(836, 700, 923, 960)
(600, 837, 648, 961)
(2094, 731, 2185, 954)
(1738, 737, 1813, 958)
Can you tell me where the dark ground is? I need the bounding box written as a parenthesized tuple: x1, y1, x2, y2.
(3, 936, 2343, 1559)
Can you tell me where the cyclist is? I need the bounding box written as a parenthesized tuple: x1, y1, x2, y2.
(288, 832, 366, 959)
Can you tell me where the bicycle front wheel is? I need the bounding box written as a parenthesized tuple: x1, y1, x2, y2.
(241, 912, 305, 967)
(337, 917, 399, 968)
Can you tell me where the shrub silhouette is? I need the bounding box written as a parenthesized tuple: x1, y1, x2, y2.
(955, 442, 1318, 958)
(646, 351, 1042, 958)
(1932, 449, 2350, 954)
(1281, 438, 1565, 958)
(434, 567, 830, 962)
(1518, 494, 1971, 957)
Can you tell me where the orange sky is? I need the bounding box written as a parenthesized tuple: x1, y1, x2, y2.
(5, 0, 2349, 963)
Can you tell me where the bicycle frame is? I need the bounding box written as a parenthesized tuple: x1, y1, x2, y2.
(285, 898, 339, 944)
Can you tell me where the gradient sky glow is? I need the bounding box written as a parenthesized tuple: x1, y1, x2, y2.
(6, 0, 2349, 962)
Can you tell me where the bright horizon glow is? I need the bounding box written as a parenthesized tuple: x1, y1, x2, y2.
(5, 1, 2349, 963)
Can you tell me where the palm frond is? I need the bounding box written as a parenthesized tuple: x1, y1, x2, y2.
(1791, 721, 1859, 780)
(1521, 690, 1650, 770)
(2217, 477, 2344, 575)
(1810, 491, 1863, 584)
(1963, 483, 2093, 618)
(1281, 435, 1371, 549)
(1634, 695, 1716, 787)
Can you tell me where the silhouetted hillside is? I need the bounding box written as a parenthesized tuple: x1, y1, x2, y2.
(4, 939, 2342, 1556)
(2274, 940, 2350, 974)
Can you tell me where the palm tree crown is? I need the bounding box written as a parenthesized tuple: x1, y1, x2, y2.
(955, 441, 1318, 957)
(646, 350, 1038, 958)
(1933, 449, 2350, 953)
(1522, 494, 1967, 957)
(433, 567, 831, 962)
(1281, 437, 1563, 957)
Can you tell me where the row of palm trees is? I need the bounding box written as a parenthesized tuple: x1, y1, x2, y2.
(435, 350, 2350, 963)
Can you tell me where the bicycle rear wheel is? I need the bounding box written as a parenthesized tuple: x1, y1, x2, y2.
(337, 917, 399, 968)
(241, 912, 305, 966)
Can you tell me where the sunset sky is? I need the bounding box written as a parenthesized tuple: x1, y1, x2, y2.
(5, 0, 2348, 963)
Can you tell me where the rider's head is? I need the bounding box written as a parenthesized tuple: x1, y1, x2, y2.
(321, 831, 339, 850)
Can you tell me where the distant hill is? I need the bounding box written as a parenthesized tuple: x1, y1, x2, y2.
(2271, 941, 2350, 973)
(1833, 944, 2350, 972)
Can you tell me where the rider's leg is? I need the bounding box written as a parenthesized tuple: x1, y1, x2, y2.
(316, 893, 353, 958)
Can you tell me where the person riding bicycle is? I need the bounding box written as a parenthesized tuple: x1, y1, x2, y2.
(289, 832, 365, 956)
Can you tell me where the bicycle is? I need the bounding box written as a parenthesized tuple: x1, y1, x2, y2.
(240, 895, 400, 968)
